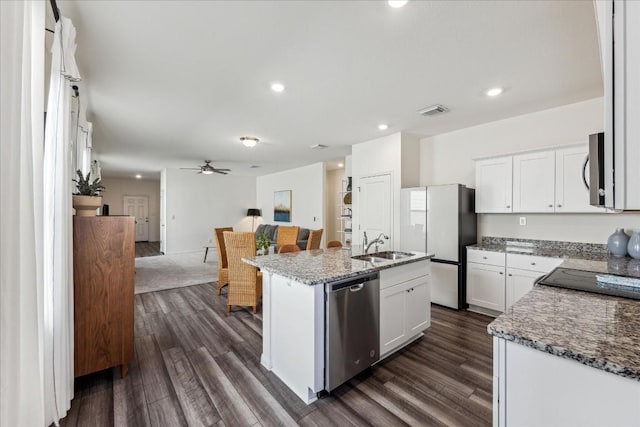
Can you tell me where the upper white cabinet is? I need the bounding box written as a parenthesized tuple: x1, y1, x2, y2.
(596, 0, 640, 210)
(476, 144, 608, 214)
(475, 157, 513, 213)
(513, 151, 556, 213)
(555, 145, 602, 213)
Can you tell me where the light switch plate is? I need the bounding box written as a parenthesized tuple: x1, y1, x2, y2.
(519, 217, 527, 226)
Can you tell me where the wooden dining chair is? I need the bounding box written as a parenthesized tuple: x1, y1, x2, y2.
(278, 244, 301, 254)
(213, 227, 233, 295)
(306, 229, 324, 250)
(223, 231, 262, 314)
(276, 226, 299, 252)
(326, 240, 342, 248)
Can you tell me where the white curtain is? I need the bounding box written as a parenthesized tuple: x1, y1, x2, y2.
(43, 15, 82, 425)
(0, 1, 46, 426)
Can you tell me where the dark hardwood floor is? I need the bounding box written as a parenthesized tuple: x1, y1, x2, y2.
(135, 241, 162, 258)
(61, 283, 494, 427)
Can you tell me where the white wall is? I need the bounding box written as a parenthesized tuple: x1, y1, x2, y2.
(352, 132, 420, 250)
(326, 168, 346, 242)
(164, 169, 256, 254)
(256, 162, 325, 232)
(101, 178, 161, 242)
(420, 97, 640, 243)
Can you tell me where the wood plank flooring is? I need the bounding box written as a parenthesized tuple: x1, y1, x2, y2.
(62, 283, 494, 427)
(136, 241, 162, 258)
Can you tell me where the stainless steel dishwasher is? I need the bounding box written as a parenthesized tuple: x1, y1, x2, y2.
(325, 273, 380, 392)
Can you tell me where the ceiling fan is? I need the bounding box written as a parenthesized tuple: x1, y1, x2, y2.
(180, 160, 231, 175)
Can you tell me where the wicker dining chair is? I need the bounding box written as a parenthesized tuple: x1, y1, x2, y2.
(306, 229, 324, 250)
(213, 227, 233, 295)
(278, 244, 301, 254)
(326, 240, 342, 248)
(223, 231, 262, 313)
(276, 226, 299, 252)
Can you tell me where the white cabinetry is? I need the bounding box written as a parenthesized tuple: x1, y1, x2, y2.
(475, 157, 513, 213)
(512, 151, 555, 213)
(476, 144, 608, 213)
(494, 338, 640, 426)
(467, 249, 506, 313)
(505, 253, 563, 309)
(379, 261, 431, 358)
(595, 0, 640, 210)
(555, 145, 602, 213)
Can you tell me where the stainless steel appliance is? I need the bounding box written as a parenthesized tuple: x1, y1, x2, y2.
(426, 184, 477, 309)
(587, 132, 606, 207)
(325, 273, 380, 392)
(538, 268, 640, 301)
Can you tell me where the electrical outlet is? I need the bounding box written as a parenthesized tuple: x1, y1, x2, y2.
(519, 217, 527, 226)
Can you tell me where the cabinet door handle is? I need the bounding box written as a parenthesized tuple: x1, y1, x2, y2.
(557, 204, 562, 208)
(499, 272, 504, 275)
(483, 256, 487, 260)
(531, 262, 536, 265)
(508, 273, 512, 277)
(548, 204, 553, 208)
(506, 205, 511, 209)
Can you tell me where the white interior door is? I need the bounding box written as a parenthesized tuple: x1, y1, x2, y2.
(359, 174, 392, 249)
(124, 195, 149, 242)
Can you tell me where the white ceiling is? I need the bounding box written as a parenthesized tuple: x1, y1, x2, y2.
(57, 0, 602, 179)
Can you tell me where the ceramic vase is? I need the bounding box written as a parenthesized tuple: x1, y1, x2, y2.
(607, 228, 630, 257)
(346, 177, 352, 192)
(628, 231, 640, 260)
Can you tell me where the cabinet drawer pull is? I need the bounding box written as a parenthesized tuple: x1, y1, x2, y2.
(508, 273, 512, 277)
(548, 204, 553, 208)
(557, 204, 562, 208)
(483, 256, 487, 260)
(499, 272, 504, 275)
(531, 262, 536, 265)
(506, 205, 511, 209)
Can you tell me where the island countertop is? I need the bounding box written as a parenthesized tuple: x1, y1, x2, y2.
(488, 284, 640, 381)
(243, 246, 433, 285)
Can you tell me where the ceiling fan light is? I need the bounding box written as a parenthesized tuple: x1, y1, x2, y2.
(202, 169, 214, 175)
(241, 136, 259, 148)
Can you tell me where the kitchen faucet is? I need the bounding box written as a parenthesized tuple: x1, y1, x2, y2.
(364, 233, 389, 253)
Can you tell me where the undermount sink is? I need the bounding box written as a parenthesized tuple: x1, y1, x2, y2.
(352, 251, 413, 263)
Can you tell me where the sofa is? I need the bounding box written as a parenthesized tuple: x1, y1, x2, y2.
(254, 224, 310, 250)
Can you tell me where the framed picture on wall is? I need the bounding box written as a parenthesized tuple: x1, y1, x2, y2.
(274, 190, 292, 222)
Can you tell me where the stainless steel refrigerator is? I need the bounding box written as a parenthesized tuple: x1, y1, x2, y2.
(400, 184, 477, 310)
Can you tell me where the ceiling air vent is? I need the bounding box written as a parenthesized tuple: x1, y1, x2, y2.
(417, 104, 449, 117)
(309, 144, 329, 150)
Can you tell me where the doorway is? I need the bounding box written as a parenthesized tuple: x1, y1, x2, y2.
(124, 195, 149, 242)
(358, 174, 392, 249)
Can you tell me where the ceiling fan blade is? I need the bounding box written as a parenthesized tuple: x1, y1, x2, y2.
(214, 170, 228, 175)
(214, 168, 231, 172)
(180, 167, 202, 170)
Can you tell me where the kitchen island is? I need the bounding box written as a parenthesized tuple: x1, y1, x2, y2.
(243, 246, 433, 404)
(488, 258, 640, 426)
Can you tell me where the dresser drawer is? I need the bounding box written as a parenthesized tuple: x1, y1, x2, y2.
(467, 249, 506, 267)
(506, 253, 563, 273)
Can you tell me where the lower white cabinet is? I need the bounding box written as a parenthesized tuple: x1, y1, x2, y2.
(380, 275, 430, 357)
(467, 263, 506, 312)
(505, 268, 545, 309)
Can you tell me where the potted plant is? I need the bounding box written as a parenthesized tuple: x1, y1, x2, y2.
(72, 170, 105, 217)
(256, 232, 272, 256)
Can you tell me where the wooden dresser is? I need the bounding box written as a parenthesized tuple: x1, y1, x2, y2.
(73, 216, 135, 378)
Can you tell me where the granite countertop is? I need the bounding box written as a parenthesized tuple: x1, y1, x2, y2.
(488, 284, 640, 381)
(243, 246, 433, 285)
(467, 236, 640, 278)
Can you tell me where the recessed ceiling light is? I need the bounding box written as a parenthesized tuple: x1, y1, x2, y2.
(241, 136, 259, 148)
(388, 0, 408, 8)
(135, 174, 142, 179)
(378, 123, 389, 130)
(486, 87, 503, 97)
(309, 144, 328, 150)
(338, 163, 344, 168)
(270, 82, 285, 93)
